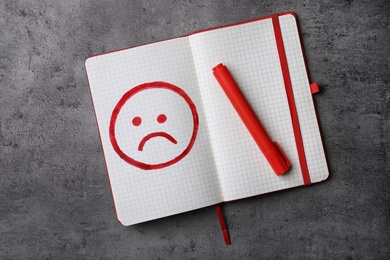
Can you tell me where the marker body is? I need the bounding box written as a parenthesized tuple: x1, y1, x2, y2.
(212, 63, 291, 175)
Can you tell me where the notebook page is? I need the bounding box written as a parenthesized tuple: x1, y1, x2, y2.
(86, 37, 222, 225)
(189, 17, 306, 201)
(279, 14, 328, 182)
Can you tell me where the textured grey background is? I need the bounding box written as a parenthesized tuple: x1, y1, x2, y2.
(1, 0, 389, 259)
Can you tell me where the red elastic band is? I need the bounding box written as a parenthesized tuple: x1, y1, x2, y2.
(272, 15, 311, 186)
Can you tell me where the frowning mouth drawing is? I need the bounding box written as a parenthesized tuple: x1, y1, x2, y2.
(138, 132, 178, 151)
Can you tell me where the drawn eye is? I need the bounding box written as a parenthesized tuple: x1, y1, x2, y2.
(132, 116, 142, 126)
(157, 114, 167, 124)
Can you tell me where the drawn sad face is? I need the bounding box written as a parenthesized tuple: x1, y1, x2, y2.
(109, 82, 199, 170)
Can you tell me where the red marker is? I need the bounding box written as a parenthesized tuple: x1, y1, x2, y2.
(212, 63, 291, 175)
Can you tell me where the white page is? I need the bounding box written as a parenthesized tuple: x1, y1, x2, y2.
(86, 37, 222, 225)
(189, 14, 328, 201)
(278, 14, 328, 183)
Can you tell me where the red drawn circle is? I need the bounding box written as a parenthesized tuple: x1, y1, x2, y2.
(132, 116, 142, 126)
(157, 114, 167, 124)
(109, 81, 199, 170)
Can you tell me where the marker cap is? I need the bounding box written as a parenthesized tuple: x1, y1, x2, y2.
(265, 142, 291, 175)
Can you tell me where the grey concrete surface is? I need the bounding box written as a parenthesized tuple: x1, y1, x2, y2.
(0, 0, 389, 259)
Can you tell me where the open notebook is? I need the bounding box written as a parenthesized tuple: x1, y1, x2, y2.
(86, 12, 328, 226)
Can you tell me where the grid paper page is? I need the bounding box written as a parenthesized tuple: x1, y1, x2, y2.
(189, 15, 327, 201)
(279, 14, 329, 183)
(86, 37, 222, 225)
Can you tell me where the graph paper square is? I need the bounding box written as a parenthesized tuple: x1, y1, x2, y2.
(85, 13, 329, 225)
